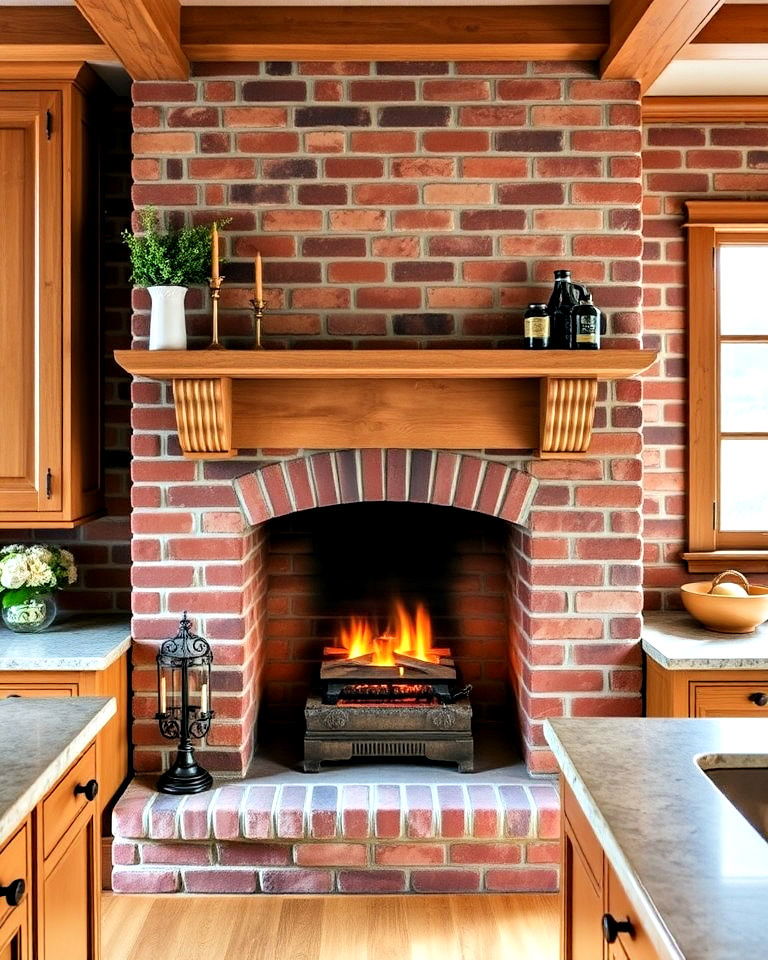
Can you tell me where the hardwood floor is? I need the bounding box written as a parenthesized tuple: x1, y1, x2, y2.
(102, 892, 560, 960)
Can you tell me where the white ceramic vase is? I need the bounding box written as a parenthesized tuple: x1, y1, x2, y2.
(147, 285, 188, 350)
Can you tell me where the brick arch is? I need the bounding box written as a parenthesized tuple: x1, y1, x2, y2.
(234, 450, 538, 528)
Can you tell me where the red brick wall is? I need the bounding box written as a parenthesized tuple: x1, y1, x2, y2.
(642, 123, 768, 609)
(0, 99, 132, 613)
(129, 62, 646, 776)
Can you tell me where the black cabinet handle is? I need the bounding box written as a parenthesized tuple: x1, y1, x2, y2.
(602, 913, 634, 944)
(74, 779, 99, 802)
(0, 878, 25, 908)
(749, 692, 768, 707)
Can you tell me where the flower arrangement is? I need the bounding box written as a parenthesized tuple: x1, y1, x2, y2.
(122, 207, 226, 288)
(0, 544, 77, 609)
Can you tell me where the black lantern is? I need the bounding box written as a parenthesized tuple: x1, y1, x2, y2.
(155, 613, 215, 794)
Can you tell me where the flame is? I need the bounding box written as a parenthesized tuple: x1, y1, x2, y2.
(338, 602, 437, 665)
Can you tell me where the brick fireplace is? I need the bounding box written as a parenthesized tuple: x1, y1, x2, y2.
(116, 59, 645, 893)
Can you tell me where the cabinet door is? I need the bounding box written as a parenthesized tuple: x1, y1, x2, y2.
(0, 91, 62, 513)
(0, 912, 29, 960)
(40, 813, 99, 960)
(563, 820, 605, 960)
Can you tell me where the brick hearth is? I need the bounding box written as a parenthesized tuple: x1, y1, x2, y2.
(113, 777, 559, 894)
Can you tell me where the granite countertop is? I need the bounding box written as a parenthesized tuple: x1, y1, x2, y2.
(0, 697, 115, 847)
(545, 717, 768, 960)
(0, 615, 131, 671)
(643, 611, 768, 669)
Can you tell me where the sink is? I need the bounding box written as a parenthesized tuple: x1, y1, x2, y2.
(703, 767, 768, 843)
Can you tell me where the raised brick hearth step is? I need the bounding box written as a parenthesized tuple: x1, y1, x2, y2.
(112, 777, 560, 894)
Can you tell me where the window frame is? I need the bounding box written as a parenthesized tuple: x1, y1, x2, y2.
(684, 201, 768, 573)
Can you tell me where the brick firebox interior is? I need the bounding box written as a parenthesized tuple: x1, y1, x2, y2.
(115, 61, 648, 895)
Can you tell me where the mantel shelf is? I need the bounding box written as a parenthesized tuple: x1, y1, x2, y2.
(114, 348, 657, 460)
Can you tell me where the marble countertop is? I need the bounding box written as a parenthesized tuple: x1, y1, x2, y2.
(643, 611, 768, 669)
(545, 717, 768, 960)
(0, 615, 130, 671)
(0, 697, 115, 847)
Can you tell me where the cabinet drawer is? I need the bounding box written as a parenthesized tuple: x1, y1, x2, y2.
(0, 822, 30, 932)
(562, 778, 603, 889)
(607, 865, 661, 960)
(0, 686, 77, 699)
(41, 744, 97, 859)
(692, 681, 768, 718)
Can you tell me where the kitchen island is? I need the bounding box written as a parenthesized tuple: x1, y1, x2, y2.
(545, 717, 768, 960)
(0, 696, 115, 960)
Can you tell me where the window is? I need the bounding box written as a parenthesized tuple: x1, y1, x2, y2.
(684, 201, 768, 572)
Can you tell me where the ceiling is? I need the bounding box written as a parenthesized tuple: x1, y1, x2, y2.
(1, 0, 768, 98)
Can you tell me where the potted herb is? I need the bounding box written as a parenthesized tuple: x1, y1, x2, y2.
(122, 208, 219, 350)
(0, 545, 77, 633)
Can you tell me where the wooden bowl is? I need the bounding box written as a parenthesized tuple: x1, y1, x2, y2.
(681, 581, 768, 634)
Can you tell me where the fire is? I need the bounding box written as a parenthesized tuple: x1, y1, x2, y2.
(338, 601, 437, 666)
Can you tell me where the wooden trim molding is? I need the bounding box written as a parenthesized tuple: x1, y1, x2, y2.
(115, 348, 655, 460)
(600, 0, 724, 94)
(0, 6, 111, 62)
(642, 96, 768, 123)
(682, 551, 768, 573)
(181, 5, 609, 62)
(685, 200, 768, 226)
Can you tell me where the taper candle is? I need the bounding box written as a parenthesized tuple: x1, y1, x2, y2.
(255, 252, 263, 302)
(160, 676, 167, 713)
(201, 682, 209, 714)
(211, 222, 219, 279)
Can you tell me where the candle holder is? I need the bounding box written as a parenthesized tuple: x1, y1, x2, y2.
(249, 297, 267, 350)
(155, 613, 215, 795)
(207, 275, 226, 350)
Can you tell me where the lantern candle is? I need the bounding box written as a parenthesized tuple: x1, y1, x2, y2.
(201, 682, 209, 715)
(211, 222, 220, 279)
(160, 676, 167, 714)
(254, 252, 263, 302)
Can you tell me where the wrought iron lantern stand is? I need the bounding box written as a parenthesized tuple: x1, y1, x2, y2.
(155, 613, 215, 794)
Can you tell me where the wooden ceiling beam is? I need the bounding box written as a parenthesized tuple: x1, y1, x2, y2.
(685, 3, 768, 58)
(180, 5, 609, 62)
(0, 6, 111, 62)
(601, 0, 725, 92)
(74, 0, 188, 80)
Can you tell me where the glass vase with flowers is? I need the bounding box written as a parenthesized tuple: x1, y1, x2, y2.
(0, 545, 77, 633)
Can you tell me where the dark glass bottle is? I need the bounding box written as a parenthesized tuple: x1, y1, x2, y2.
(546, 270, 587, 349)
(523, 303, 550, 350)
(572, 292, 601, 350)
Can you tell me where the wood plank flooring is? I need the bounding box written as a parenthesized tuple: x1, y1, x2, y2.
(102, 892, 560, 960)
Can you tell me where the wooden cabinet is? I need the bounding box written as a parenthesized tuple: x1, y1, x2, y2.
(0, 822, 32, 960)
(0, 64, 102, 529)
(36, 745, 100, 960)
(0, 742, 101, 960)
(561, 779, 662, 960)
(0, 654, 130, 831)
(646, 658, 768, 718)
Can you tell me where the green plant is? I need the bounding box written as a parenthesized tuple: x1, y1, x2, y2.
(0, 544, 77, 608)
(122, 208, 227, 287)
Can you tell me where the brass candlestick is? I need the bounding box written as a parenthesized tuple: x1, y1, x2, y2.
(249, 297, 266, 350)
(208, 276, 226, 350)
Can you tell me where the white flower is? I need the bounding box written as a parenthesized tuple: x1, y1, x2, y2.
(0, 555, 30, 590)
(28, 545, 54, 566)
(25, 557, 56, 588)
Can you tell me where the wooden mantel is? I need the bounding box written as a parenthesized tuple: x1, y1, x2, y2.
(115, 348, 656, 459)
